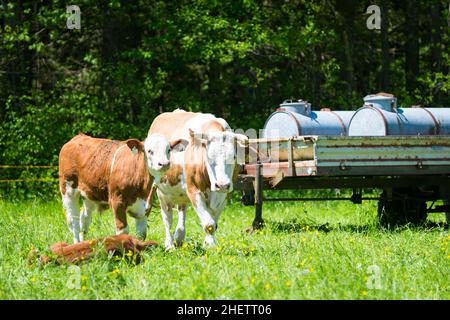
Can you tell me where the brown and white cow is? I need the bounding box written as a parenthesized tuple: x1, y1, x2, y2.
(58, 133, 184, 243)
(147, 110, 247, 249)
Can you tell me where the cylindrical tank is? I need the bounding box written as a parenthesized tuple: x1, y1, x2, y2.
(348, 93, 450, 136)
(263, 100, 354, 138)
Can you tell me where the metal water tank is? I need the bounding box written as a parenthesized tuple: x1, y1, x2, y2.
(263, 100, 354, 138)
(348, 93, 450, 136)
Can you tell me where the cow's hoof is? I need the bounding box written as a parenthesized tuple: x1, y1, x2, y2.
(203, 235, 216, 248)
(173, 229, 185, 247)
(165, 243, 176, 251)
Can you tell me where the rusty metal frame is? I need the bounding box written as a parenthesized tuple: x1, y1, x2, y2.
(236, 135, 450, 228)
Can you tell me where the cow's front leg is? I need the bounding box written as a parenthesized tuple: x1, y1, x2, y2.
(190, 192, 217, 247)
(209, 191, 227, 230)
(110, 197, 129, 235)
(173, 204, 186, 247)
(159, 195, 174, 250)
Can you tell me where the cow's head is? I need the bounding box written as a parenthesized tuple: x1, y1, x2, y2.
(189, 129, 248, 193)
(127, 134, 187, 177)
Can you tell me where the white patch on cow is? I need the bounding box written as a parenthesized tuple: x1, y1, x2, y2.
(153, 148, 190, 249)
(209, 191, 227, 219)
(204, 234, 216, 247)
(155, 149, 189, 203)
(62, 180, 81, 243)
(157, 180, 189, 204)
(131, 146, 138, 155)
(110, 144, 127, 174)
(203, 132, 236, 192)
(127, 198, 147, 240)
(76, 188, 110, 241)
(116, 225, 129, 235)
(79, 197, 96, 242)
(158, 195, 174, 250)
(173, 205, 186, 247)
(194, 193, 217, 247)
(156, 181, 189, 250)
(144, 133, 171, 176)
(128, 198, 146, 216)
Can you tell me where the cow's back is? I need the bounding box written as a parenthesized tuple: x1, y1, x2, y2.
(148, 111, 197, 140)
(148, 111, 230, 140)
(58, 134, 120, 200)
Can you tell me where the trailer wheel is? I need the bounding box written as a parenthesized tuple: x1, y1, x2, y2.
(444, 201, 450, 225)
(378, 189, 427, 228)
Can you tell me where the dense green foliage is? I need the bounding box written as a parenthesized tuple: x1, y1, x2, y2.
(0, 198, 448, 299)
(1, 1, 450, 159)
(0, 1, 449, 191)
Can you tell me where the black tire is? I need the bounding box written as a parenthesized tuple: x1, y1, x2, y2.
(378, 188, 427, 228)
(444, 200, 450, 225)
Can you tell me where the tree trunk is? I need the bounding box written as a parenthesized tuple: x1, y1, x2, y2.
(405, 0, 420, 94)
(430, 2, 443, 105)
(380, 0, 390, 91)
(430, 2, 442, 72)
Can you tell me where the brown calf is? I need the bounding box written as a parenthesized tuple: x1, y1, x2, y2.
(28, 234, 158, 265)
(59, 134, 154, 243)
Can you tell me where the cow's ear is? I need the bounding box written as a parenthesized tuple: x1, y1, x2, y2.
(125, 139, 144, 155)
(169, 138, 189, 152)
(235, 133, 249, 148)
(189, 129, 207, 146)
(188, 129, 195, 143)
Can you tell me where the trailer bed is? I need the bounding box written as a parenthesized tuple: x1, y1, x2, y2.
(236, 135, 450, 229)
(241, 135, 450, 177)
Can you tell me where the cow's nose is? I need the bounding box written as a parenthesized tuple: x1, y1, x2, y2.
(215, 182, 230, 191)
(159, 161, 170, 169)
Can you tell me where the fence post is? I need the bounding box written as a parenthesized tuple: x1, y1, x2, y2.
(252, 161, 264, 230)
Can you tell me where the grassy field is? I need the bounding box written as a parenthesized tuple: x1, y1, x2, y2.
(0, 193, 448, 300)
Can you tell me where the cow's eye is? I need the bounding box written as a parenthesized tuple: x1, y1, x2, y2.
(148, 149, 154, 156)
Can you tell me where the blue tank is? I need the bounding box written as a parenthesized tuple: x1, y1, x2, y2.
(348, 93, 450, 136)
(263, 100, 354, 138)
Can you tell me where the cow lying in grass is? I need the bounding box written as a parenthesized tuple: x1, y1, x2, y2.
(59, 133, 185, 243)
(148, 110, 247, 249)
(28, 234, 158, 265)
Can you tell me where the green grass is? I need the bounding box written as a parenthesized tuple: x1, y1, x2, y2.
(0, 195, 448, 300)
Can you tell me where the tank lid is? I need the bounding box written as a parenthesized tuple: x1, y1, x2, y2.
(363, 92, 397, 112)
(279, 99, 311, 116)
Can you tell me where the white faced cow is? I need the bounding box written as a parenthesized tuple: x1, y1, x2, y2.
(147, 110, 247, 249)
(58, 133, 184, 243)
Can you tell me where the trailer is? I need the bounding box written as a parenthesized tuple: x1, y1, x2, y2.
(235, 135, 450, 230)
